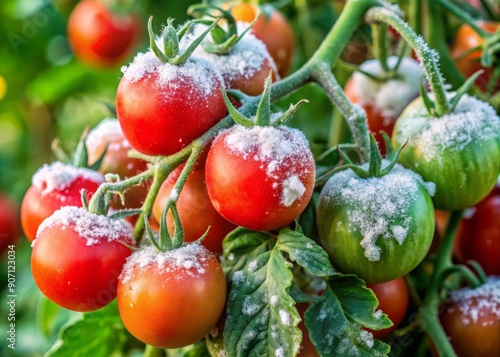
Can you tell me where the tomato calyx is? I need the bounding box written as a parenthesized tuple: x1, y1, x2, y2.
(148, 17, 219, 65)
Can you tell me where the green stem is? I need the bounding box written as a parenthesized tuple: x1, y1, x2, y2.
(144, 344, 163, 357)
(479, 0, 498, 21)
(365, 7, 451, 116)
(436, 0, 490, 37)
(420, 210, 463, 357)
(409, 0, 422, 35)
(441, 265, 482, 289)
(371, 23, 389, 73)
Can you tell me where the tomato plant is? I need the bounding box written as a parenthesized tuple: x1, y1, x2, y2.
(31, 206, 134, 312)
(0, 194, 20, 254)
(20, 162, 104, 242)
(67, 0, 142, 68)
(117, 244, 226, 348)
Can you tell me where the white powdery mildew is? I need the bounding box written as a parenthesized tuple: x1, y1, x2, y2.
(242, 295, 260, 316)
(447, 277, 500, 325)
(275, 347, 285, 357)
(352, 57, 421, 119)
(279, 309, 291, 326)
(358, 330, 374, 349)
(32, 162, 104, 195)
(322, 162, 435, 261)
(86, 118, 129, 152)
(397, 94, 500, 162)
(35, 206, 133, 245)
(222, 125, 312, 207)
(120, 243, 212, 283)
(232, 270, 246, 285)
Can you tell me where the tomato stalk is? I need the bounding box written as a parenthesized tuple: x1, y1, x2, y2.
(371, 23, 389, 73)
(143, 344, 163, 357)
(435, 0, 490, 37)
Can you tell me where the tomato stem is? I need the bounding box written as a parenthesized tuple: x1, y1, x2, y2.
(435, 0, 490, 37)
(143, 345, 163, 357)
(371, 23, 389, 73)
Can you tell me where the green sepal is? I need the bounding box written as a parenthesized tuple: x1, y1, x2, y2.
(381, 132, 395, 160)
(222, 89, 255, 127)
(368, 135, 382, 177)
(420, 75, 436, 116)
(158, 199, 173, 251)
(108, 209, 143, 221)
(51, 138, 70, 163)
(163, 18, 180, 59)
(449, 70, 484, 112)
(148, 16, 169, 63)
(72, 127, 90, 168)
(255, 71, 273, 126)
(144, 214, 163, 252)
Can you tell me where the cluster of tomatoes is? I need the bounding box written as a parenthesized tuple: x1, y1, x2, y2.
(4, 0, 500, 356)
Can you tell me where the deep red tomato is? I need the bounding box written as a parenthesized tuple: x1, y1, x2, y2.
(450, 21, 500, 93)
(31, 206, 134, 312)
(116, 55, 227, 156)
(366, 277, 409, 339)
(454, 182, 500, 275)
(117, 244, 227, 348)
(205, 125, 315, 231)
(440, 277, 500, 357)
(0, 194, 20, 254)
(152, 166, 236, 255)
(67, 0, 141, 68)
(344, 57, 421, 154)
(229, 2, 295, 77)
(21, 162, 104, 242)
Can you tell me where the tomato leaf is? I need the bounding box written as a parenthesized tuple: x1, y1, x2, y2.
(44, 301, 127, 357)
(224, 250, 302, 357)
(305, 274, 392, 357)
(277, 228, 335, 277)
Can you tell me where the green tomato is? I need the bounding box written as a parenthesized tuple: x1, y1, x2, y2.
(317, 163, 435, 284)
(392, 94, 500, 211)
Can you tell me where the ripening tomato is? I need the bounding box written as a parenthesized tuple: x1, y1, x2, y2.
(450, 21, 500, 93)
(152, 166, 236, 255)
(0, 194, 20, 254)
(344, 57, 421, 154)
(117, 244, 227, 348)
(21, 162, 104, 242)
(31, 206, 134, 312)
(317, 163, 435, 284)
(117, 54, 227, 156)
(67, 0, 141, 68)
(440, 277, 500, 357)
(366, 277, 409, 339)
(229, 2, 295, 77)
(454, 182, 500, 275)
(205, 125, 315, 231)
(392, 95, 500, 211)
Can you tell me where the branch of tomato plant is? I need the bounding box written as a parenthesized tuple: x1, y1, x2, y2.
(371, 23, 389, 73)
(436, 0, 490, 37)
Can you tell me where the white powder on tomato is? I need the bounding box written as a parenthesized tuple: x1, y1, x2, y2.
(221, 125, 313, 207)
(352, 56, 421, 120)
(86, 118, 129, 152)
(35, 206, 133, 246)
(32, 162, 104, 195)
(446, 277, 500, 325)
(320, 162, 435, 261)
(395, 94, 500, 162)
(119, 243, 213, 283)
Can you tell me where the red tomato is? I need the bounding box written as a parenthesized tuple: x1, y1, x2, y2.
(440, 278, 500, 357)
(205, 125, 315, 231)
(451, 21, 500, 93)
(117, 244, 227, 348)
(230, 2, 295, 77)
(31, 206, 134, 312)
(454, 183, 500, 275)
(67, 0, 141, 68)
(21, 162, 104, 242)
(366, 277, 409, 339)
(0, 195, 20, 254)
(152, 167, 236, 255)
(116, 56, 227, 156)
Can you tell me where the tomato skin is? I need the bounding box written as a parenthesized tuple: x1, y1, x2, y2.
(230, 3, 295, 77)
(31, 208, 133, 312)
(117, 245, 227, 348)
(116, 59, 227, 156)
(0, 195, 20, 253)
(152, 167, 236, 255)
(451, 21, 500, 93)
(454, 183, 500, 275)
(67, 0, 141, 68)
(21, 171, 104, 242)
(366, 278, 409, 339)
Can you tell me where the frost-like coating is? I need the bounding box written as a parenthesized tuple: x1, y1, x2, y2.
(395, 94, 500, 161)
(119, 244, 213, 283)
(320, 162, 435, 261)
(86, 118, 129, 151)
(32, 162, 104, 195)
(446, 277, 500, 325)
(35, 206, 133, 246)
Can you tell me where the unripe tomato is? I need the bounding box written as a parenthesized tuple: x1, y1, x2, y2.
(317, 163, 435, 284)
(21, 162, 104, 242)
(31, 206, 134, 312)
(0, 194, 20, 253)
(117, 244, 227, 348)
(229, 2, 295, 77)
(152, 167, 236, 255)
(392, 95, 500, 211)
(205, 125, 315, 231)
(117, 55, 227, 156)
(440, 277, 500, 357)
(67, 0, 141, 68)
